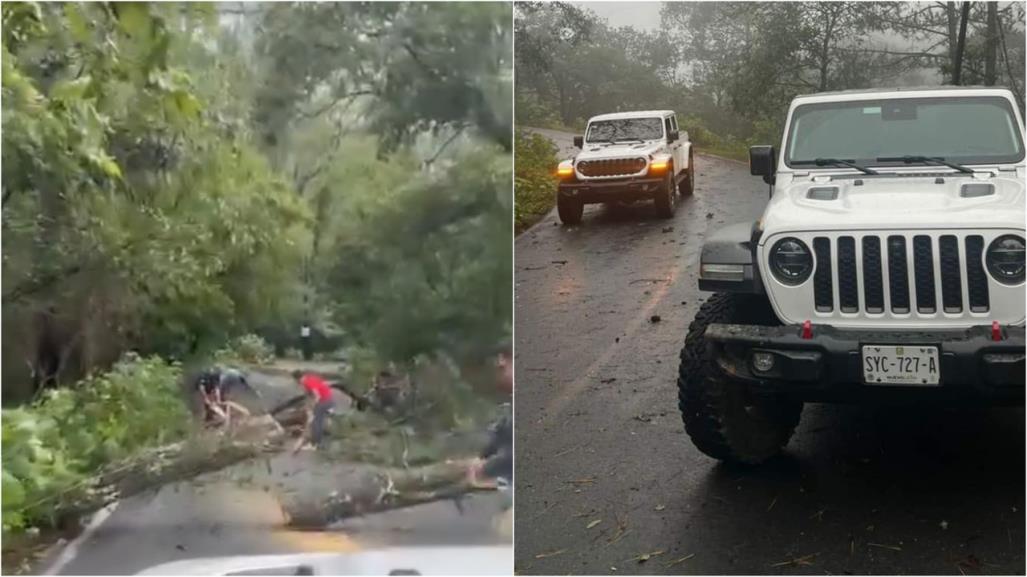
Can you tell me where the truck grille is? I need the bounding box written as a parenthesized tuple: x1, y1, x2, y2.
(811, 233, 989, 315)
(576, 157, 646, 178)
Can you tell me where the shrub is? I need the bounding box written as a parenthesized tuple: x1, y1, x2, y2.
(213, 334, 276, 365)
(514, 130, 559, 232)
(1, 354, 189, 533)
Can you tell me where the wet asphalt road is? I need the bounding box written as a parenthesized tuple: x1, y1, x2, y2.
(42, 370, 509, 575)
(513, 129, 1025, 575)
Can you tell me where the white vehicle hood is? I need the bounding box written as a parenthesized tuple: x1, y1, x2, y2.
(761, 173, 1026, 239)
(575, 140, 665, 161)
(136, 546, 513, 576)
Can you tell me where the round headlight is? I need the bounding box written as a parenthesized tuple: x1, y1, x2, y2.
(986, 235, 1026, 285)
(769, 237, 813, 285)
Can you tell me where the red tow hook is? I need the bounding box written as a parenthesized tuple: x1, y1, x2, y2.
(801, 320, 813, 340)
(991, 321, 1003, 342)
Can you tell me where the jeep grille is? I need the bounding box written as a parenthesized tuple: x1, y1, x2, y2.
(762, 230, 1024, 329)
(814, 233, 988, 314)
(576, 157, 646, 178)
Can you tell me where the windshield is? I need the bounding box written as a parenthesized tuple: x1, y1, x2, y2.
(586, 118, 664, 143)
(785, 96, 1025, 168)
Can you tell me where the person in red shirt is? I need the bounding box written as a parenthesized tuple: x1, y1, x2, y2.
(291, 370, 335, 452)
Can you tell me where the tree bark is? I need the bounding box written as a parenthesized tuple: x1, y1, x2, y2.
(952, 1, 971, 85)
(279, 460, 493, 528)
(984, 1, 998, 85)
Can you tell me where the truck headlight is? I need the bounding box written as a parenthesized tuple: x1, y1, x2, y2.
(769, 237, 813, 285)
(986, 234, 1025, 285)
(648, 154, 671, 174)
(556, 160, 574, 179)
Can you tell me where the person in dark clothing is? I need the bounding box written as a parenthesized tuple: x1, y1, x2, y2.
(468, 348, 513, 489)
(194, 366, 254, 428)
(478, 407, 512, 486)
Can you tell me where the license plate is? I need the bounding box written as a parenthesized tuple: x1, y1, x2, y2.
(862, 345, 940, 385)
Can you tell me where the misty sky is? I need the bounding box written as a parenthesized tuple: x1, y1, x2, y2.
(571, 1, 662, 31)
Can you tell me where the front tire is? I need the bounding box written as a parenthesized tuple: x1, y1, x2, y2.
(681, 150, 695, 196)
(677, 293, 802, 464)
(557, 196, 583, 225)
(653, 172, 676, 218)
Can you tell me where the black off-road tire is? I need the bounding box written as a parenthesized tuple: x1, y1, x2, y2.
(677, 293, 802, 464)
(557, 196, 583, 225)
(653, 171, 676, 219)
(681, 150, 695, 196)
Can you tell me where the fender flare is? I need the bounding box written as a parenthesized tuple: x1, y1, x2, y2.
(698, 221, 765, 294)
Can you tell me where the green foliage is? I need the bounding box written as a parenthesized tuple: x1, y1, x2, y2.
(1, 354, 188, 532)
(213, 334, 276, 366)
(514, 130, 558, 232)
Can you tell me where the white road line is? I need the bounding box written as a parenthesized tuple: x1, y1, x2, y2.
(42, 501, 119, 575)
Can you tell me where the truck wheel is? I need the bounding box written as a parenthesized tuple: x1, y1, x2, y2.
(681, 150, 695, 196)
(677, 293, 802, 465)
(557, 197, 583, 225)
(653, 172, 676, 218)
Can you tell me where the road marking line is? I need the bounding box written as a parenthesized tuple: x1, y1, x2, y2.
(42, 501, 119, 575)
(541, 261, 682, 421)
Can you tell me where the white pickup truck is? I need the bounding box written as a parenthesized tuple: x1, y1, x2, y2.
(555, 110, 694, 224)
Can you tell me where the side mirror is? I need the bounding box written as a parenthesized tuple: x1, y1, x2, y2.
(573, 135, 584, 148)
(749, 145, 776, 184)
(668, 130, 679, 143)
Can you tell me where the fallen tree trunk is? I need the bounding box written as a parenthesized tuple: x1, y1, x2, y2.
(51, 417, 288, 525)
(279, 460, 494, 529)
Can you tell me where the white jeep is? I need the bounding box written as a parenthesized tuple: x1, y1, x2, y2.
(679, 87, 1026, 465)
(556, 110, 694, 224)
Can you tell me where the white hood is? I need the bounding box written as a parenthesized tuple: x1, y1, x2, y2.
(575, 140, 666, 162)
(761, 172, 1026, 237)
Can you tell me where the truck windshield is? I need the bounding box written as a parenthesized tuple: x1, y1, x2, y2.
(785, 96, 1025, 168)
(586, 118, 663, 143)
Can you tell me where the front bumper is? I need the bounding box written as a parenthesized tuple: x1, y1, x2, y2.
(558, 176, 664, 204)
(705, 323, 1025, 404)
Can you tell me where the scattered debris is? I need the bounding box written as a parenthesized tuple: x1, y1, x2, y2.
(535, 549, 567, 559)
(600, 378, 617, 384)
(665, 553, 695, 568)
(586, 519, 602, 529)
(770, 553, 818, 567)
(705, 212, 714, 219)
(868, 542, 902, 552)
(552, 260, 568, 265)
(649, 315, 661, 323)
(661, 226, 674, 233)
(766, 497, 777, 512)
(940, 520, 949, 530)
(630, 550, 666, 563)
(654, 504, 666, 511)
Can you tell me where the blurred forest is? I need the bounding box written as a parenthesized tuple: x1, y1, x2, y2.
(2, 2, 513, 402)
(515, 1, 1026, 157)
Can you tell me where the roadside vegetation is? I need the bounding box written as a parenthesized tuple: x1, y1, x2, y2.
(514, 130, 559, 232)
(1, 1, 511, 559)
(516, 1, 1025, 155)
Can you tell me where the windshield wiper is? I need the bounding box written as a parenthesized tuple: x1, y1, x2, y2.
(876, 155, 974, 174)
(613, 138, 645, 144)
(793, 158, 879, 175)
